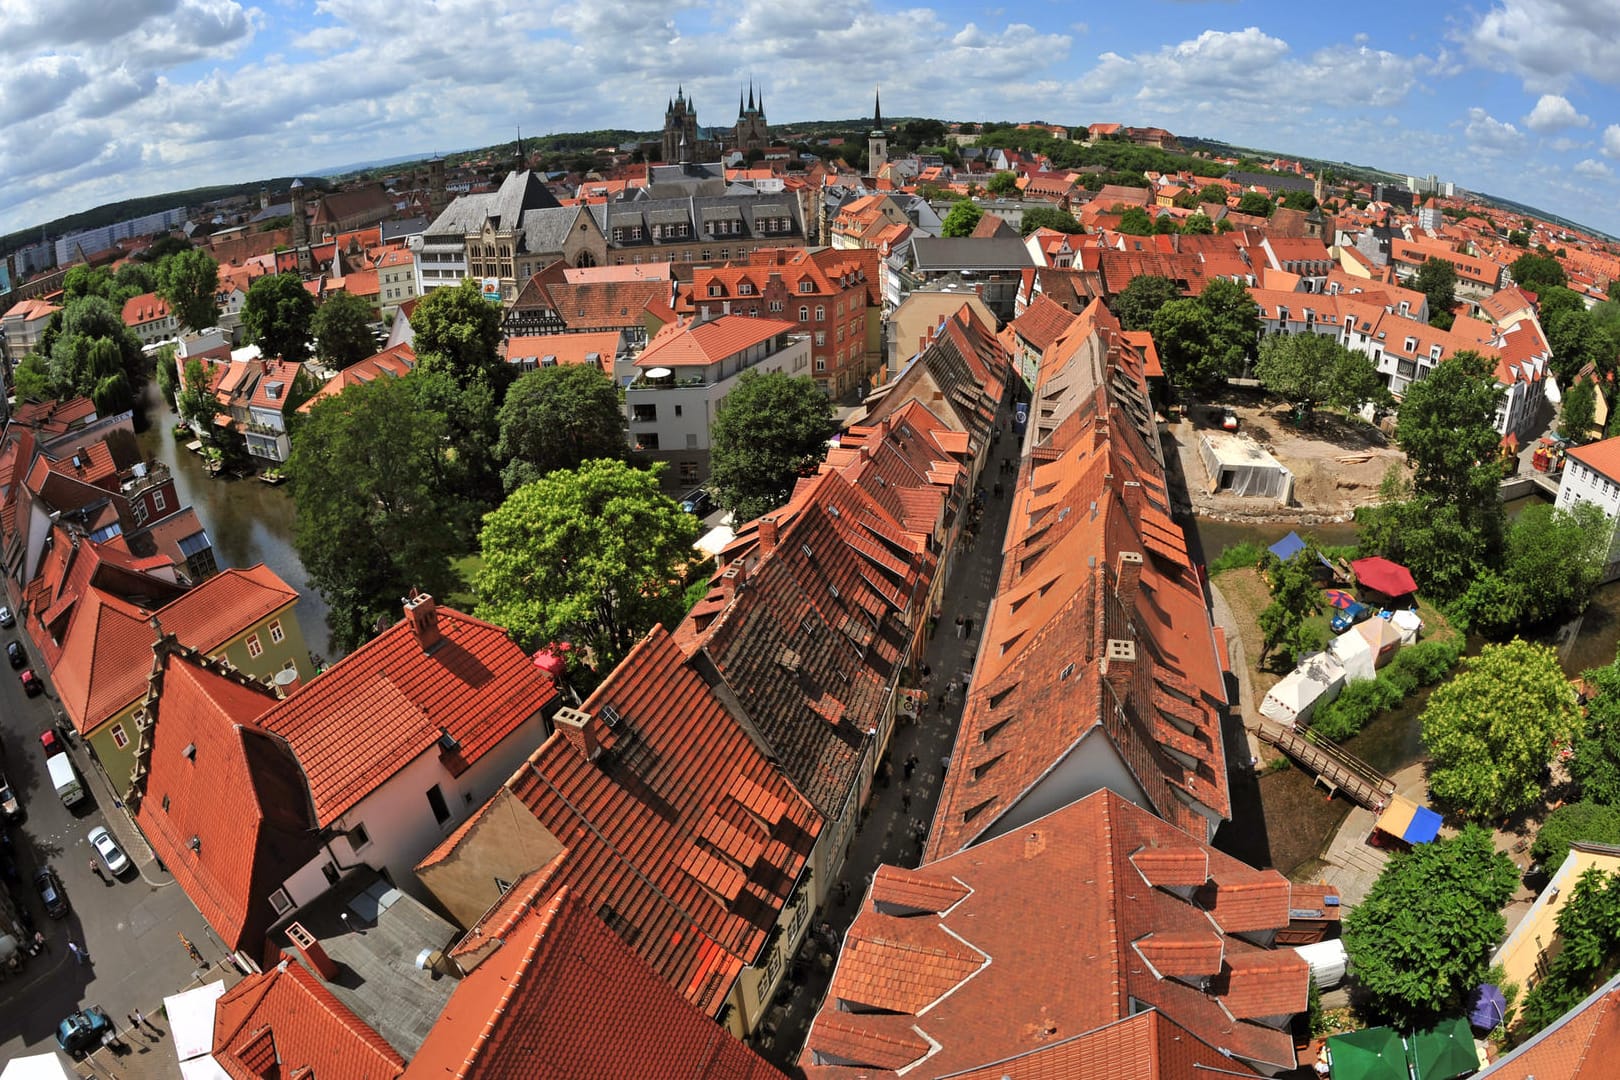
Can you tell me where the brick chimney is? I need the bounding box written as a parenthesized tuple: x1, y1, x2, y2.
(758, 515, 779, 555)
(553, 706, 601, 762)
(1120, 479, 1144, 516)
(403, 591, 442, 653)
(1102, 638, 1136, 696)
(285, 922, 341, 981)
(1115, 550, 1143, 611)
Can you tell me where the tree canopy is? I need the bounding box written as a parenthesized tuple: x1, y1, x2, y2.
(410, 278, 506, 385)
(1415, 258, 1458, 326)
(1116, 206, 1154, 235)
(709, 369, 834, 521)
(1113, 275, 1181, 332)
(311, 290, 378, 369)
(475, 459, 697, 669)
(1257, 547, 1322, 667)
(175, 358, 221, 434)
(242, 272, 317, 362)
(1517, 867, 1620, 1037)
(1532, 802, 1620, 870)
(1562, 378, 1598, 443)
(1236, 191, 1274, 217)
(1149, 278, 1260, 394)
(1510, 252, 1568, 292)
(1453, 501, 1609, 637)
(941, 199, 985, 238)
(22, 295, 145, 413)
(1018, 205, 1082, 235)
(1421, 638, 1581, 819)
(494, 364, 627, 492)
(1571, 654, 1620, 807)
(155, 247, 221, 332)
(1253, 333, 1387, 419)
(288, 374, 461, 652)
(1341, 825, 1518, 1029)
(986, 170, 1018, 197)
(1179, 212, 1214, 234)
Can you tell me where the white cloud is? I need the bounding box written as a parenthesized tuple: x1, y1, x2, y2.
(1604, 125, 1620, 159)
(1464, 107, 1526, 153)
(1466, 0, 1620, 90)
(1574, 158, 1612, 179)
(1523, 93, 1588, 132)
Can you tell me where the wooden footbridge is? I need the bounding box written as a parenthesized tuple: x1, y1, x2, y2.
(1256, 721, 1396, 810)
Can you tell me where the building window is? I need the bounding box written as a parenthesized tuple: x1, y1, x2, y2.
(679, 461, 699, 482)
(816, 358, 827, 371)
(739, 282, 754, 295)
(494, 876, 515, 894)
(269, 619, 284, 644)
(350, 823, 371, 849)
(246, 633, 263, 658)
(799, 281, 814, 293)
(708, 284, 723, 296)
(111, 723, 129, 749)
(799, 306, 809, 321)
(769, 300, 783, 312)
(815, 332, 826, 346)
(427, 784, 451, 825)
(815, 305, 825, 320)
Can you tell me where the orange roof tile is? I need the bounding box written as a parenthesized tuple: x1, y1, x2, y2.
(1480, 974, 1620, 1078)
(635, 314, 797, 368)
(214, 959, 404, 1080)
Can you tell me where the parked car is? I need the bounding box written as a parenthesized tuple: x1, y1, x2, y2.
(0, 772, 19, 820)
(39, 729, 64, 758)
(18, 668, 41, 696)
(679, 487, 714, 516)
(7, 640, 24, 669)
(0, 605, 14, 628)
(1331, 602, 1373, 634)
(56, 1006, 112, 1057)
(33, 866, 69, 918)
(88, 826, 130, 876)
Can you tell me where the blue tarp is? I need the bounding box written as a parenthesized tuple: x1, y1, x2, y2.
(1404, 805, 1444, 845)
(1269, 531, 1307, 561)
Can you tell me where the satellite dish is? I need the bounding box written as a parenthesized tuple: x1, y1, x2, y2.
(645, 367, 673, 379)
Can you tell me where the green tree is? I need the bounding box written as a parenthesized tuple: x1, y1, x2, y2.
(1116, 206, 1154, 235)
(1018, 206, 1082, 235)
(1236, 191, 1274, 217)
(114, 261, 158, 296)
(1172, 188, 1201, 210)
(1179, 212, 1214, 235)
(1571, 656, 1620, 806)
(1214, 217, 1234, 234)
(1563, 378, 1598, 442)
(1278, 189, 1318, 211)
(1455, 501, 1609, 637)
(288, 375, 461, 652)
(1342, 825, 1518, 1029)
(1421, 638, 1581, 819)
(409, 278, 506, 386)
(175, 358, 221, 433)
(1532, 802, 1620, 869)
(709, 369, 834, 521)
(986, 170, 1018, 197)
(1253, 334, 1387, 420)
(1394, 350, 1505, 529)
(1197, 183, 1229, 205)
(41, 295, 145, 412)
(155, 247, 221, 332)
(1507, 229, 1530, 247)
(153, 343, 179, 409)
(1510, 252, 1568, 292)
(1415, 258, 1458, 326)
(242, 272, 318, 362)
(311, 291, 377, 369)
(495, 364, 627, 492)
(1149, 278, 1259, 394)
(1517, 867, 1620, 1036)
(941, 199, 985, 238)
(140, 234, 193, 262)
(1112, 275, 1181, 332)
(475, 459, 698, 668)
(62, 265, 128, 304)
(1257, 548, 1322, 667)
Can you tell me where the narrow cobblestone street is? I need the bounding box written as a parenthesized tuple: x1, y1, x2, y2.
(759, 424, 1021, 1074)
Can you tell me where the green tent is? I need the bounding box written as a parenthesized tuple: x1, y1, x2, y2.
(1327, 1026, 1408, 1080)
(1408, 1017, 1479, 1080)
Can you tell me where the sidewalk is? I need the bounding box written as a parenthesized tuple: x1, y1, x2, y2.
(76, 956, 247, 1080)
(758, 432, 1020, 1072)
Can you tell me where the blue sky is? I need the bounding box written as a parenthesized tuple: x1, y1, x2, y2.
(3, 0, 1620, 240)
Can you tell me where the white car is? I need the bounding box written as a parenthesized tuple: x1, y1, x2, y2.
(88, 826, 130, 876)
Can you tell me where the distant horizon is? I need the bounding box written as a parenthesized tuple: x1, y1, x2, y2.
(2, 1, 1617, 239)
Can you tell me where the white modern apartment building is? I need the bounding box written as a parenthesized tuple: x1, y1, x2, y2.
(1556, 437, 1620, 582)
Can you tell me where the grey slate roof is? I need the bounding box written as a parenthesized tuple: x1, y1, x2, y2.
(421, 169, 560, 245)
(908, 236, 1036, 272)
(516, 206, 589, 256)
(588, 189, 805, 248)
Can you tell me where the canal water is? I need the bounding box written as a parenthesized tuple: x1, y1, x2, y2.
(1191, 495, 1620, 875)
(134, 388, 332, 661)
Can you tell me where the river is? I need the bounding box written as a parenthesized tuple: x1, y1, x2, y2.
(1191, 495, 1620, 876)
(134, 388, 332, 661)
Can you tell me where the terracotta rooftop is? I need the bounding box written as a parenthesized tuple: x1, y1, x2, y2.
(1566, 434, 1620, 482)
(416, 625, 819, 1017)
(503, 330, 620, 371)
(635, 313, 798, 368)
(938, 1010, 1260, 1080)
(800, 791, 1307, 1078)
(405, 883, 784, 1080)
(259, 597, 559, 825)
(213, 959, 404, 1080)
(299, 343, 417, 413)
(132, 641, 317, 952)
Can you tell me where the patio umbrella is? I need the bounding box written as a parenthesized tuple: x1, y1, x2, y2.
(1328, 1026, 1408, 1080)
(1468, 984, 1507, 1031)
(1324, 588, 1356, 609)
(1409, 1017, 1479, 1080)
(1350, 556, 1418, 598)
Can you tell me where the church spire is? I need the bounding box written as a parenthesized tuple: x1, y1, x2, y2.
(873, 86, 883, 130)
(739, 86, 746, 118)
(515, 124, 524, 173)
(747, 82, 755, 112)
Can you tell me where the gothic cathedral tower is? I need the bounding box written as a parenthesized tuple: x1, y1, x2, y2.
(734, 82, 769, 155)
(868, 88, 887, 174)
(662, 87, 700, 164)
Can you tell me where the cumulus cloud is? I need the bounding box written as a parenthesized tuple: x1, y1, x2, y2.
(1523, 93, 1589, 132)
(1465, 0, 1620, 90)
(1464, 107, 1526, 153)
(1604, 125, 1620, 159)
(1574, 158, 1612, 179)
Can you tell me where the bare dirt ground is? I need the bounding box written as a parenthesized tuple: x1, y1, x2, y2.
(1166, 391, 1407, 523)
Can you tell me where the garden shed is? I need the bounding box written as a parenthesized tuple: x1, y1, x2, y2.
(1198, 431, 1294, 502)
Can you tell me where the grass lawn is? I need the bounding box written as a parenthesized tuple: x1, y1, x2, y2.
(448, 553, 483, 610)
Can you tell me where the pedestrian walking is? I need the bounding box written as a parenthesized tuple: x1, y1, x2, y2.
(129, 1010, 142, 1031)
(67, 940, 85, 965)
(941, 753, 952, 778)
(89, 858, 103, 882)
(954, 614, 965, 639)
(901, 793, 912, 812)
(920, 662, 931, 680)
(963, 616, 974, 636)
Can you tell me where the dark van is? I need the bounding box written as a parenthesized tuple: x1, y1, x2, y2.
(679, 488, 714, 516)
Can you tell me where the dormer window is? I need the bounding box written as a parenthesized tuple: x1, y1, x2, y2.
(739, 282, 754, 295)
(799, 281, 814, 293)
(1404, 336, 1418, 352)
(708, 284, 723, 297)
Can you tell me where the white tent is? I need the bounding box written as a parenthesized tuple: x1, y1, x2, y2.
(1358, 617, 1402, 667)
(1197, 432, 1293, 502)
(0, 1054, 77, 1080)
(1329, 626, 1376, 684)
(1260, 652, 1346, 727)
(1294, 939, 1348, 989)
(167, 980, 232, 1080)
(1391, 608, 1423, 644)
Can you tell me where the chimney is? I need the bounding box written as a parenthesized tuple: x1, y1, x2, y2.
(1102, 638, 1136, 696)
(1115, 550, 1143, 610)
(285, 922, 341, 982)
(758, 515, 779, 555)
(553, 706, 601, 762)
(403, 591, 442, 653)
(1121, 480, 1144, 516)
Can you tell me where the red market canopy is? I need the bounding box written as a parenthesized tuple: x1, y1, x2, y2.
(1351, 557, 1418, 598)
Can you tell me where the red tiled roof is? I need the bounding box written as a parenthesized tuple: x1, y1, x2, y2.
(635, 314, 797, 368)
(214, 959, 403, 1080)
(134, 645, 317, 952)
(417, 626, 818, 1017)
(405, 883, 783, 1080)
(259, 599, 558, 824)
(503, 331, 619, 371)
(299, 343, 417, 413)
(800, 791, 1306, 1078)
(1009, 293, 1081, 353)
(121, 291, 172, 327)
(940, 1010, 1261, 1080)
(1479, 975, 1620, 1078)
(1567, 435, 1620, 483)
